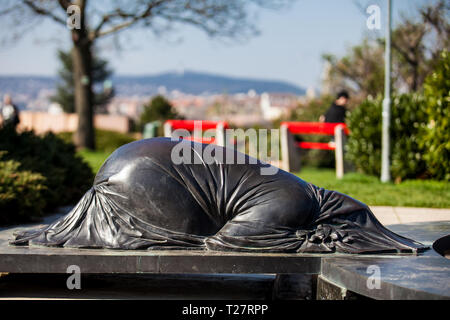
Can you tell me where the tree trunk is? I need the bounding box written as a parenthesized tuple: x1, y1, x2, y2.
(72, 30, 95, 150)
(411, 62, 419, 92)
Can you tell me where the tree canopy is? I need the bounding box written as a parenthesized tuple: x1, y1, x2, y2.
(322, 1, 449, 102)
(0, 0, 293, 43)
(140, 95, 180, 126)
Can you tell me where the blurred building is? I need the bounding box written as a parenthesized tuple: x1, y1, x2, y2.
(170, 94, 209, 119)
(106, 96, 149, 120)
(260, 93, 298, 121)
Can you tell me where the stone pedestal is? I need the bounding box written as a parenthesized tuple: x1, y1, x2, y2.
(272, 274, 317, 300)
(316, 275, 365, 300)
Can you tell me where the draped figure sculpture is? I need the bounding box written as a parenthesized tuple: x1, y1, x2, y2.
(11, 138, 426, 254)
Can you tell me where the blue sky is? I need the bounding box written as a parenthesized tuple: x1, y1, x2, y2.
(0, 0, 435, 90)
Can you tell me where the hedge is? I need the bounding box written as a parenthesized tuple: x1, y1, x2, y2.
(346, 92, 444, 181)
(0, 152, 47, 224)
(0, 126, 94, 224)
(346, 50, 449, 181)
(420, 50, 450, 180)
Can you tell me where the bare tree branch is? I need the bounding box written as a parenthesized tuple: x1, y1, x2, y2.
(22, 0, 66, 26)
(91, 0, 167, 40)
(57, 0, 73, 11)
(0, 3, 22, 16)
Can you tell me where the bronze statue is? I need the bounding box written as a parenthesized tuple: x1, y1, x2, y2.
(12, 138, 426, 254)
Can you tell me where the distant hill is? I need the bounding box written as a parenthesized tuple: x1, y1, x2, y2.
(0, 76, 56, 99)
(113, 71, 305, 96)
(0, 71, 305, 99)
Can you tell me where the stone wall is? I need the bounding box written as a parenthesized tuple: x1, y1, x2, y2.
(15, 111, 131, 134)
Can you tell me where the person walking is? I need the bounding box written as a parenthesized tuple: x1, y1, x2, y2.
(320, 90, 349, 123)
(1, 94, 20, 129)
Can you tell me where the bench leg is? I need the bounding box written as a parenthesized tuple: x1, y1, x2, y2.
(281, 125, 301, 173)
(334, 125, 345, 179)
(164, 122, 172, 138)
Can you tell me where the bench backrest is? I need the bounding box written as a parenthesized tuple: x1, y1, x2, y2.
(164, 120, 229, 145)
(281, 121, 349, 136)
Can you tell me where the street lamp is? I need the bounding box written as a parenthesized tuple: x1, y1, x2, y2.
(381, 0, 392, 183)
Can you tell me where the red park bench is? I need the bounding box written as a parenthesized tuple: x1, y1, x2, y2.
(280, 122, 349, 178)
(164, 120, 229, 146)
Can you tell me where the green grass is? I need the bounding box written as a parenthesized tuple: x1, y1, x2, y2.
(295, 167, 450, 208)
(78, 150, 111, 174)
(77, 150, 450, 209)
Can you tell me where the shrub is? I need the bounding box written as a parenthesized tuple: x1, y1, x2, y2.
(139, 95, 180, 134)
(0, 126, 94, 212)
(346, 97, 383, 176)
(140, 95, 179, 123)
(346, 93, 428, 181)
(0, 152, 47, 225)
(390, 93, 428, 180)
(58, 129, 135, 154)
(420, 50, 450, 181)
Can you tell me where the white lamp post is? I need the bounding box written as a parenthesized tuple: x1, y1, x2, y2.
(381, 0, 392, 183)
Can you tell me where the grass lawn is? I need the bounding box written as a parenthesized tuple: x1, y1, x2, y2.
(77, 150, 450, 209)
(295, 168, 450, 208)
(78, 149, 111, 174)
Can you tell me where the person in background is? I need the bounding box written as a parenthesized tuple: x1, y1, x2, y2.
(1, 94, 20, 129)
(319, 90, 349, 123)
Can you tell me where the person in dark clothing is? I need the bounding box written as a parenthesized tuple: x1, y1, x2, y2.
(1, 94, 20, 129)
(320, 90, 349, 123)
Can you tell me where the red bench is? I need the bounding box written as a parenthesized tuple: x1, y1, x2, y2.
(280, 122, 349, 178)
(164, 120, 229, 145)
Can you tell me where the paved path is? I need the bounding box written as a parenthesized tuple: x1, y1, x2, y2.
(371, 206, 450, 225)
